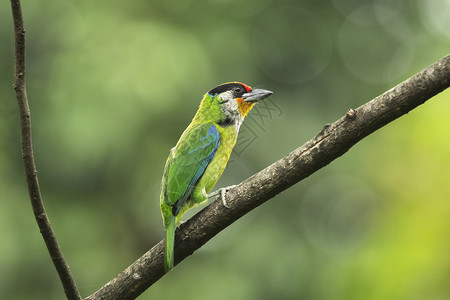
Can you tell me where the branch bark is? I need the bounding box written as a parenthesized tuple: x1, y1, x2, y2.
(10, 1, 82, 300)
(86, 55, 450, 300)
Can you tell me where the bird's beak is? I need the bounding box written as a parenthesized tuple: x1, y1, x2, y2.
(242, 88, 273, 103)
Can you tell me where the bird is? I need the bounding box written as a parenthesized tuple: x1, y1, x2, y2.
(160, 82, 273, 272)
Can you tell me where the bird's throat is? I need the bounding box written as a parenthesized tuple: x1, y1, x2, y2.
(236, 98, 255, 117)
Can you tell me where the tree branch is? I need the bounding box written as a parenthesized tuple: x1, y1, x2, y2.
(10, 1, 82, 299)
(86, 55, 450, 300)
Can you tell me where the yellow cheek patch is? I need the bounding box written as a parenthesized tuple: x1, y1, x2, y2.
(236, 98, 255, 117)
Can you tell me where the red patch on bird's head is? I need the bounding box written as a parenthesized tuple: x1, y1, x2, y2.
(232, 82, 253, 117)
(240, 83, 252, 93)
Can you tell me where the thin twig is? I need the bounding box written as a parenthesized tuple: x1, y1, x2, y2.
(86, 55, 450, 300)
(10, 1, 82, 299)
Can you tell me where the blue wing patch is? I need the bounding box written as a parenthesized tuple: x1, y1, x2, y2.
(167, 124, 220, 216)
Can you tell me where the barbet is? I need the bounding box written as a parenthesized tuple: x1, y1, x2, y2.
(160, 82, 273, 271)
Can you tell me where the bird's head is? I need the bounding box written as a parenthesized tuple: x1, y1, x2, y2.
(202, 82, 272, 126)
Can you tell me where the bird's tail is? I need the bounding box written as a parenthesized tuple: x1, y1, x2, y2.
(164, 216, 176, 272)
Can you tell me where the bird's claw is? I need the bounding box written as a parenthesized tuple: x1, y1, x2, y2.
(207, 185, 236, 209)
(220, 188, 230, 208)
(177, 220, 185, 228)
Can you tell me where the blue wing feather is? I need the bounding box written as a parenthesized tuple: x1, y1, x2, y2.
(165, 123, 220, 216)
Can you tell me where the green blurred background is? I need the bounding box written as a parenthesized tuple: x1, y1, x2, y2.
(1, 0, 449, 299)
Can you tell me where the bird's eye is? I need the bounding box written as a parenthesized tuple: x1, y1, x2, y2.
(234, 86, 242, 93)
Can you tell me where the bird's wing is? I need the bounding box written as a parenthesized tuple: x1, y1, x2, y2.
(164, 123, 220, 215)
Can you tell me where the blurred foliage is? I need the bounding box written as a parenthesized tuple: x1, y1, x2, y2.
(1, 0, 449, 299)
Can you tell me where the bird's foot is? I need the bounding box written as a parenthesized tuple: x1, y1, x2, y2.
(177, 220, 185, 228)
(207, 185, 237, 208)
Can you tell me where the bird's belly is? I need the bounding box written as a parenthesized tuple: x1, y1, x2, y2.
(198, 141, 235, 194)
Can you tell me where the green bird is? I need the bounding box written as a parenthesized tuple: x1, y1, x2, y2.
(160, 82, 273, 272)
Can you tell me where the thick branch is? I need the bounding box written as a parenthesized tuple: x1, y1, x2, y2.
(86, 55, 450, 300)
(10, 1, 81, 299)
